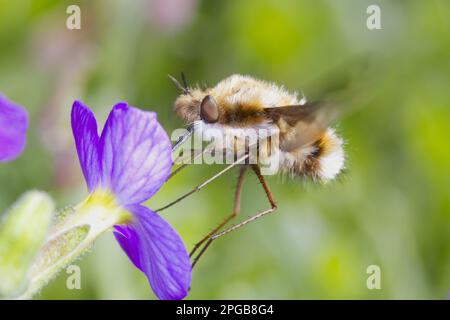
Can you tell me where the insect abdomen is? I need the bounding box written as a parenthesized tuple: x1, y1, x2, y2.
(280, 129, 345, 181)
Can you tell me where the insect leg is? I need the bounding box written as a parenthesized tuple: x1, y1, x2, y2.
(189, 166, 248, 258)
(191, 165, 277, 268)
(155, 154, 249, 213)
(250, 164, 277, 208)
(169, 141, 218, 180)
(168, 148, 204, 180)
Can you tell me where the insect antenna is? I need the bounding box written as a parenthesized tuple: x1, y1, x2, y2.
(168, 74, 191, 95)
(181, 72, 189, 90)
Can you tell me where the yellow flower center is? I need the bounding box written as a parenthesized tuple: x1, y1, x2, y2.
(76, 189, 133, 227)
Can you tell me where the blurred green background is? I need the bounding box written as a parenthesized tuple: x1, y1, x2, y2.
(0, 0, 449, 299)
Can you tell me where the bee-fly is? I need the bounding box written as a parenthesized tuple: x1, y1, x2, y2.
(158, 74, 345, 267)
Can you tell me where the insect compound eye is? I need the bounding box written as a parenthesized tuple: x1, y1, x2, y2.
(200, 95, 219, 123)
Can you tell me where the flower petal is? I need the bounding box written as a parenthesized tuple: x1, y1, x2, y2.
(114, 205, 191, 300)
(71, 101, 101, 191)
(0, 94, 28, 162)
(99, 103, 172, 206)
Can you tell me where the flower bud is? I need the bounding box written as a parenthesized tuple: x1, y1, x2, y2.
(0, 191, 54, 297)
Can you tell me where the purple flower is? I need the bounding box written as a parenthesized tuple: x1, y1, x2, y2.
(71, 100, 191, 300)
(0, 94, 28, 162)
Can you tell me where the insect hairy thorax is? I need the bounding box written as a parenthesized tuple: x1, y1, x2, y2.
(173, 74, 345, 182)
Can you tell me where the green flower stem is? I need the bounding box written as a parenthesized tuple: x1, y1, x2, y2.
(17, 191, 131, 299)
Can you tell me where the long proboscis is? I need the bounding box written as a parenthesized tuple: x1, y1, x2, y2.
(172, 123, 195, 153)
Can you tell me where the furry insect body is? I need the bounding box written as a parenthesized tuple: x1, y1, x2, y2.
(174, 74, 345, 181)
